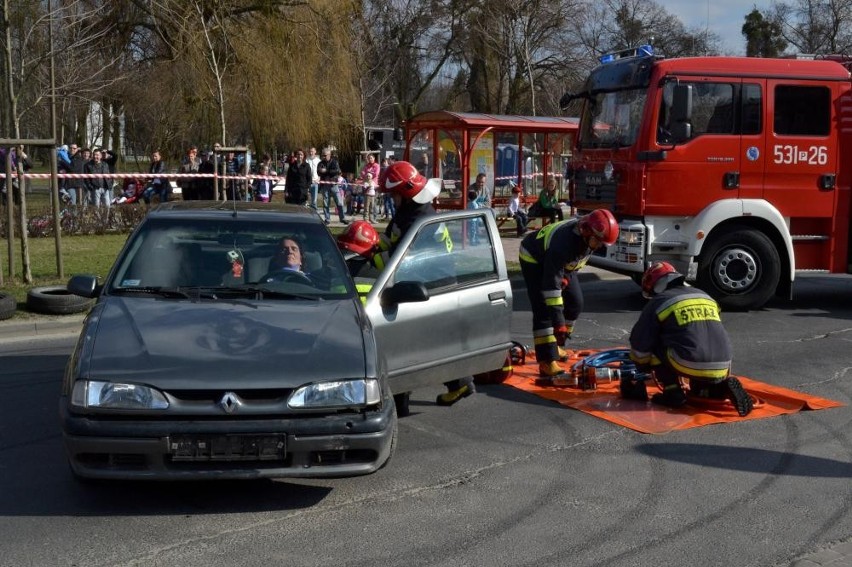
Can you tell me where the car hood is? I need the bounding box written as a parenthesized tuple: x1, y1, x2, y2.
(79, 297, 368, 390)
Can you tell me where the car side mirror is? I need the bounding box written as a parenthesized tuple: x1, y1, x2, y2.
(380, 281, 429, 307)
(67, 274, 101, 298)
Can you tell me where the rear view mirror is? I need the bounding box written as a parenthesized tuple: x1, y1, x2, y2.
(670, 84, 693, 142)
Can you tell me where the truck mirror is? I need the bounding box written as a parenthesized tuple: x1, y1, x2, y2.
(670, 84, 693, 143)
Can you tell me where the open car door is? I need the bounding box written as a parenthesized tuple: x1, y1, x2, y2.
(364, 209, 513, 395)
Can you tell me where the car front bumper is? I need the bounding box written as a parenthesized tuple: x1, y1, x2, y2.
(60, 401, 396, 480)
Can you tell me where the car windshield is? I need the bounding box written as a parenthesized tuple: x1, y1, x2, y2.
(106, 217, 354, 300)
(578, 88, 647, 149)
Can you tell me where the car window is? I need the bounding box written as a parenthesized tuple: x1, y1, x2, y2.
(108, 217, 353, 299)
(391, 213, 498, 293)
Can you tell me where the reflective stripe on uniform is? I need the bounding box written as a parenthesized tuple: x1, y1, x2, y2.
(656, 295, 722, 324)
(533, 326, 556, 345)
(666, 348, 730, 379)
(542, 289, 563, 307)
(435, 223, 453, 253)
(536, 219, 570, 249)
(519, 244, 537, 264)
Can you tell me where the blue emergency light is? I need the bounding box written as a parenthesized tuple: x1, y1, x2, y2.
(599, 44, 654, 64)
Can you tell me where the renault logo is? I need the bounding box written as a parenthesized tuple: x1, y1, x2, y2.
(219, 392, 242, 414)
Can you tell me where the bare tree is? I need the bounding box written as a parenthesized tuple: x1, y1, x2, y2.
(769, 0, 852, 55)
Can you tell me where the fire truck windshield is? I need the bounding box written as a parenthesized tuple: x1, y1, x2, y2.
(578, 88, 647, 149)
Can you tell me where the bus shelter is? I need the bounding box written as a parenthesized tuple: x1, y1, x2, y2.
(401, 111, 579, 210)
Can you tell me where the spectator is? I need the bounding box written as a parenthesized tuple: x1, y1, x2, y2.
(530, 177, 564, 223)
(466, 189, 483, 244)
(57, 145, 75, 204)
(506, 182, 528, 238)
(1, 147, 32, 206)
(84, 148, 112, 209)
(143, 150, 168, 204)
(468, 172, 492, 209)
(197, 150, 216, 200)
(345, 172, 362, 216)
(362, 172, 377, 223)
(224, 151, 239, 200)
(306, 146, 321, 209)
(179, 146, 201, 200)
(360, 153, 380, 184)
(284, 148, 311, 205)
(416, 151, 430, 177)
(253, 164, 274, 202)
(68, 146, 89, 206)
(317, 148, 346, 224)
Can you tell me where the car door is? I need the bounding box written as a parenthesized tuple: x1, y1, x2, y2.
(365, 209, 513, 395)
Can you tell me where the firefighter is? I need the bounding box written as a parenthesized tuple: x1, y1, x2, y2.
(628, 261, 753, 416)
(520, 209, 619, 379)
(346, 160, 471, 408)
(336, 220, 383, 303)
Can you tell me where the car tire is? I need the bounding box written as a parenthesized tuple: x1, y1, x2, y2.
(393, 392, 411, 417)
(380, 416, 399, 471)
(0, 292, 16, 321)
(26, 285, 95, 315)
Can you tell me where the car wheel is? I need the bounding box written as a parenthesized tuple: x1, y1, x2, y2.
(393, 392, 411, 417)
(379, 416, 399, 471)
(26, 285, 95, 315)
(696, 226, 780, 311)
(0, 292, 16, 321)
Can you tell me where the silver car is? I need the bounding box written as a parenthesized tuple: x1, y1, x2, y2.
(61, 202, 512, 480)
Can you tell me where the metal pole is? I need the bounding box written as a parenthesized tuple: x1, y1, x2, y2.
(5, 149, 14, 280)
(48, 0, 63, 278)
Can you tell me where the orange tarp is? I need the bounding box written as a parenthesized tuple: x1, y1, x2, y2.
(504, 349, 843, 434)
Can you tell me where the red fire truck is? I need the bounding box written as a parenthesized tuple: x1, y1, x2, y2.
(563, 46, 852, 310)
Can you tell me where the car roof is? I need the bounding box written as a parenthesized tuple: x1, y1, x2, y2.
(147, 201, 322, 223)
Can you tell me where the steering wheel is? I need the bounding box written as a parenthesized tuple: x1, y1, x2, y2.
(262, 269, 314, 285)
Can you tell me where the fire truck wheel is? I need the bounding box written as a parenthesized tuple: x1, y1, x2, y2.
(696, 227, 780, 311)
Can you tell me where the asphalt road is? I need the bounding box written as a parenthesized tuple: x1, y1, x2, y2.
(0, 270, 850, 567)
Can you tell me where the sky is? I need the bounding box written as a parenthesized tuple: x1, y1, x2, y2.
(656, 0, 773, 55)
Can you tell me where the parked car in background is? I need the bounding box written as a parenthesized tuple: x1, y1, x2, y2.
(61, 202, 512, 480)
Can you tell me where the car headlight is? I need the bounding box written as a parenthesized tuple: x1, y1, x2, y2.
(288, 379, 381, 409)
(71, 380, 169, 410)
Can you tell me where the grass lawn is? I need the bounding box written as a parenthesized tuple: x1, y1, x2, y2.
(1, 233, 128, 318)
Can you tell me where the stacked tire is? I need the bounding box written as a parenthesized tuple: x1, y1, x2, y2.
(26, 286, 94, 315)
(0, 293, 16, 321)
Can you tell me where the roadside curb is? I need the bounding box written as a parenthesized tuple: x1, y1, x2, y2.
(0, 314, 85, 340)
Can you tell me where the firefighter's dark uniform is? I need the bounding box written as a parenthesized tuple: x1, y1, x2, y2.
(629, 285, 732, 390)
(519, 219, 590, 362)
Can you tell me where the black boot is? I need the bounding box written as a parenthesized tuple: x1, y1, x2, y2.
(725, 377, 753, 416)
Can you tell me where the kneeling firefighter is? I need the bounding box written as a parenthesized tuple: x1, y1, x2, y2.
(519, 209, 619, 379)
(627, 261, 753, 416)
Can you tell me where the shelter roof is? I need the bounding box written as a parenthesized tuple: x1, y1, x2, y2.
(405, 111, 579, 133)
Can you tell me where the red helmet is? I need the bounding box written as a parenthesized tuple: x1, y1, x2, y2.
(578, 208, 619, 247)
(379, 160, 441, 204)
(337, 220, 380, 257)
(641, 261, 685, 298)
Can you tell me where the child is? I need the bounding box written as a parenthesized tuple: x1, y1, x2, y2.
(253, 165, 274, 202)
(363, 172, 377, 223)
(507, 182, 529, 237)
(347, 172, 363, 216)
(466, 189, 483, 244)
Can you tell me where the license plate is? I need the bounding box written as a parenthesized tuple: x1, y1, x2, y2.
(169, 434, 286, 462)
